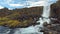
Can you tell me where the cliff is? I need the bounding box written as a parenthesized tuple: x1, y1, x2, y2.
(50, 0, 60, 18)
(0, 6, 43, 28)
(41, 1, 60, 34)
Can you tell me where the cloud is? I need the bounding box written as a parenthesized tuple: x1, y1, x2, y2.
(26, 0, 58, 8)
(0, 0, 12, 4)
(0, 0, 58, 9)
(0, 5, 4, 9)
(26, 1, 47, 8)
(9, 4, 24, 7)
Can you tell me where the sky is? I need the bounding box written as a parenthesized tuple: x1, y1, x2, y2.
(0, 0, 58, 10)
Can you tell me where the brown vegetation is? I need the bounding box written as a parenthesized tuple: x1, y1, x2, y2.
(0, 6, 43, 28)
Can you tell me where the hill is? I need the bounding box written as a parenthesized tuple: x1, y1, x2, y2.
(0, 6, 43, 28)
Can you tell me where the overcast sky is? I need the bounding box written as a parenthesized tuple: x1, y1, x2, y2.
(0, 0, 58, 9)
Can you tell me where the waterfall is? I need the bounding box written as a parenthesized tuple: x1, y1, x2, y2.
(36, 0, 58, 34)
(37, 5, 51, 27)
(33, 4, 51, 34)
(42, 5, 50, 18)
(37, 0, 58, 29)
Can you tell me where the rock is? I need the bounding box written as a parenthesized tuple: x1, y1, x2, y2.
(50, 0, 60, 18)
(0, 6, 43, 28)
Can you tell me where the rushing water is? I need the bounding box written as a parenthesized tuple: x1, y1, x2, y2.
(37, 5, 51, 27)
(36, 0, 58, 34)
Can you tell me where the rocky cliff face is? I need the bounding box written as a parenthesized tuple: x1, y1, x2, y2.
(50, 0, 60, 18)
(41, 1, 60, 34)
(0, 6, 43, 28)
(50, 0, 60, 24)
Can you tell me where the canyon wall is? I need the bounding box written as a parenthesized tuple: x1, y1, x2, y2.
(50, 0, 60, 18)
(0, 6, 43, 28)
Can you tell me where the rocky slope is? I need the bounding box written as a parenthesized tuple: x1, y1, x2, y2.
(0, 6, 43, 28)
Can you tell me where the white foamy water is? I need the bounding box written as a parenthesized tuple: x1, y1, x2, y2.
(37, 5, 51, 27)
(42, 5, 50, 18)
(37, 0, 58, 28)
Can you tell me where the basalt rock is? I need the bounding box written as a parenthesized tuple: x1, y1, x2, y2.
(50, 0, 60, 18)
(42, 1, 60, 34)
(0, 6, 43, 28)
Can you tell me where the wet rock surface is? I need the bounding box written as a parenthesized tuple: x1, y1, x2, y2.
(41, 0, 60, 34)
